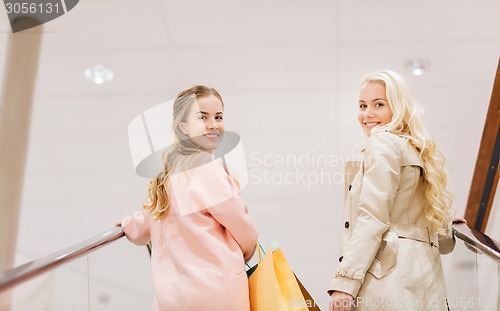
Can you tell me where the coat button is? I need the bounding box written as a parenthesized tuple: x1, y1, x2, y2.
(344, 221, 350, 229)
(339, 256, 343, 262)
(348, 184, 352, 191)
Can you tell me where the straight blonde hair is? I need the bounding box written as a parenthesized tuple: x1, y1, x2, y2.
(143, 86, 224, 220)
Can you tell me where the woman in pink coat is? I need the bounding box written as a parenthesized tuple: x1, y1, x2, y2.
(121, 86, 258, 311)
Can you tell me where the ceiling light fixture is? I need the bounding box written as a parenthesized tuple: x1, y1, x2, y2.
(405, 59, 429, 77)
(84, 65, 114, 85)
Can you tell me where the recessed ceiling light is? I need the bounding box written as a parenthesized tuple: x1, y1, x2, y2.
(405, 59, 429, 77)
(84, 65, 114, 85)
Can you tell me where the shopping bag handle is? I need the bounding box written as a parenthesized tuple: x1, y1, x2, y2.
(245, 242, 265, 268)
(256, 242, 265, 261)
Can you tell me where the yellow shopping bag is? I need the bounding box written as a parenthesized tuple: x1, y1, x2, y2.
(248, 245, 319, 311)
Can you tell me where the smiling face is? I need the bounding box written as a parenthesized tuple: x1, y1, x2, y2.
(179, 94, 225, 153)
(358, 82, 393, 136)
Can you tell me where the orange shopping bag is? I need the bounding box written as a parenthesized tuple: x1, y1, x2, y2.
(247, 245, 320, 311)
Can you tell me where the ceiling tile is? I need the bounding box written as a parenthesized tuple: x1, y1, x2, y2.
(338, 41, 500, 89)
(41, 0, 169, 52)
(34, 50, 178, 97)
(164, 0, 335, 46)
(338, 0, 500, 43)
(174, 46, 336, 91)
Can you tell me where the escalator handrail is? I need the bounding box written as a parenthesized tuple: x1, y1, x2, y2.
(1, 223, 498, 293)
(0, 226, 124, 293)
(453, 223, 500, 263)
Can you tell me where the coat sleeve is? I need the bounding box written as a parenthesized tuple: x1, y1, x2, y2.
(328, 132, 402, 298)
(208, 195, 259, 261)
(121, 210, 152, 246)
(185, 159, 259, 261)
(438, 221, 455, 255)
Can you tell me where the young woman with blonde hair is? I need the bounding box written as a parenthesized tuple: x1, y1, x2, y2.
(121, 86, 258, 311)
(328, 70, 455, 311)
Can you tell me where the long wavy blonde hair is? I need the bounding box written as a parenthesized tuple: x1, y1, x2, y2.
(143, 86, 224, 220)
(362, 70, 453, 233)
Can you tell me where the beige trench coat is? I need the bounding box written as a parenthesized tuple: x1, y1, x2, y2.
(328, 131, 455, 311)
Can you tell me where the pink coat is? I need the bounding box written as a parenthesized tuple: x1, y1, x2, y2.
(122, 158, 258, 311)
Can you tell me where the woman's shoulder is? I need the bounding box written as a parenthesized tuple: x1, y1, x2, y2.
(169, 157, 235, 214)
(368, 131, 422, 166)
(365, 131, 406, 155)
(370, 130, 406, 144)
(179, 157, 228, 184)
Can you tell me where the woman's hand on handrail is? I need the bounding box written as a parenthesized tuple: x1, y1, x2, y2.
(329, 291, 354, 311)
(452, 217, 467, 225)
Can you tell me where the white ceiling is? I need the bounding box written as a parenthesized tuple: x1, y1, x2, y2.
(2, 0, 499, 309)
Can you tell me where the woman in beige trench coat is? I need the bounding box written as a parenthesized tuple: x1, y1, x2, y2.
(328, 70, 455, 311)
